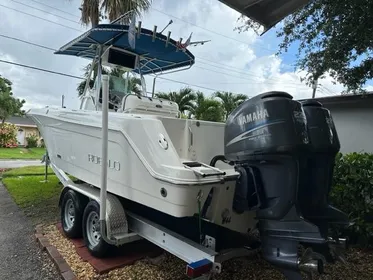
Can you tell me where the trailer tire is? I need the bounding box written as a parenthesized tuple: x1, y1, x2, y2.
(61, 189, 86, 238)
(83, 200, 114, 258)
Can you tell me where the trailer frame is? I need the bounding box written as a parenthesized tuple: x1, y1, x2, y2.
(53, 163, 259, 279)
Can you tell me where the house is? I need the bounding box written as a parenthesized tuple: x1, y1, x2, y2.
(5, 116, 41, 147)
(299, 93, 373, 154)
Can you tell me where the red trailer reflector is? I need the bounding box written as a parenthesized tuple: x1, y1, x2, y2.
(186, 259, 213, 278)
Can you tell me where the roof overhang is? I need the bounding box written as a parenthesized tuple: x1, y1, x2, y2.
(218, 0, 311, 33)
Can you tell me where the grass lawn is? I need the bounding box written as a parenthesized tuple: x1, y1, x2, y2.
(2, 165, 54, 178)
(0, 147, 46, 159)
(2, 175, 61, 207)
(1, 165, 63, 225)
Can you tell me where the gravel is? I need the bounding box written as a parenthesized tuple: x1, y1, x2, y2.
(43, 224, 373, 280)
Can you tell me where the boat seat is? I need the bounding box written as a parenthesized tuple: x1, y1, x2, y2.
(120, 94, 180, 117)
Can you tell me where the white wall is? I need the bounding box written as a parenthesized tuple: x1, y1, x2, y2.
(326, 102, 373, 154)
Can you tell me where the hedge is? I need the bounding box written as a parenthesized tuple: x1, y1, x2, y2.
(330, 152, 373, 246)
(0, 123, 18, 148)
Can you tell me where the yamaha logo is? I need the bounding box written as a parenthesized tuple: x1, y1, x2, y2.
(238, 109, 269, 126)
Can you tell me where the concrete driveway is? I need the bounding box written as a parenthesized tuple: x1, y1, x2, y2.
(0, 182, 60, 279)
(0, 160, 43, 169)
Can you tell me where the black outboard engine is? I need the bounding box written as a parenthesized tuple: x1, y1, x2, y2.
(224, 92, 326, 279)
(299, 100, 350, 261)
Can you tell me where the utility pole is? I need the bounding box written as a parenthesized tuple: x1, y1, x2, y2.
(312, 78, 318, 98)
(61, 94, 65, 108)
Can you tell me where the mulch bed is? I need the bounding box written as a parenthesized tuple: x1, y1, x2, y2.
(37, 223, 373, 280)
(56, 222, 163, 274)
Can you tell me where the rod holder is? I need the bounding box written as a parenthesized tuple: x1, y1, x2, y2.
(137, 21, 142, 38)
(166, 31, 171, 47)
(176, 38, 182, 52)
(152, 25, 157, 42)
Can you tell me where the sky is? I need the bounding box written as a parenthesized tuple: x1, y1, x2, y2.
(0, 0, 371, 111)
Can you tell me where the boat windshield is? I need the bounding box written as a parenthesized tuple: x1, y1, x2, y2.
(108, 74, 130, 101)
(95, 72, 142, 110)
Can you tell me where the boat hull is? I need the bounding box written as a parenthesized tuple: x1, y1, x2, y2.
(27, 107, 256, 233)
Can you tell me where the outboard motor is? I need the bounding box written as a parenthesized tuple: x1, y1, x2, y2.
(299, 100, 350, 261)
(224, 92, 326, 279)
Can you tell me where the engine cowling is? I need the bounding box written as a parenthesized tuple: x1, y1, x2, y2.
(224, 91, 309, 162)
(224, 91, 327, 277)
(299, 100, 349, 235)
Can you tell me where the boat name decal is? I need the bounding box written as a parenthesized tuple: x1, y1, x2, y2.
(88, 154, 120, 171)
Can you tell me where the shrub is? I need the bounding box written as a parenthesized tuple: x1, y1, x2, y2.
(0, 123, 18, 148)
(39, 139, 45, 148)
(26, 133, 39, 148)
(330, 152, 373, 246)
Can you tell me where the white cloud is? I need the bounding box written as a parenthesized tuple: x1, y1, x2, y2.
(0, 0, 362, 112)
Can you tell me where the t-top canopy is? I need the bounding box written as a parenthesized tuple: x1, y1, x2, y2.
(218, 0, 310, 32)
(55, 24, 195, 75)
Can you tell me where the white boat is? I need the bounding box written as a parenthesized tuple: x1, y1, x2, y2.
(27, 1, 350, 279)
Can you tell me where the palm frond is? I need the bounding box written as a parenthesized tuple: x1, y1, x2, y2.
(81, 0, 100, 27)
(100, 0, 152, 22)
(213, 91, 248, 119)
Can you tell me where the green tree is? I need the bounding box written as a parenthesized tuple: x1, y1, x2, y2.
(213, 91, 248, 120)
(0, 75, 25, 123)
(77, 63, 109, 96)
(77, 66, 142, 96)
(109, 67, 142, 95)
(192, 91, 224, 122)
(155, 87, 197, 114)
(235, 0, 373, 93)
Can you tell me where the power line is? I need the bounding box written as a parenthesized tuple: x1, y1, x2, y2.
(0, 34, 57, 51)
(151, 6, 287, 56)
(8, 0, 288, 57)
(194, 59, 303, 85)
(0, 58, 249, 95)
(194, 65, 302, 86)
(195, 54, 301, 85)
(3, 1, 297, 84)
(24, 1, 292, 83)
(0, 59, 84, 80)
(0, 3, 83, 32)
(29, 0, 80, 19)
(196, 55, 250, 71)
(155, 76, 240, 93)
(8, 0, 80, 24)
(0, 33, 304, 87)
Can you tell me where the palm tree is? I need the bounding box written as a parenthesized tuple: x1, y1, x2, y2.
(78, 0, 152, 28)
(155, 87, 197, 114)
(213, 91, 248, 120)
(109, 67, 142, 94)
(77, 66, 142, 96)
(191, 91, 224, 122)
(77, 63, 109, 96)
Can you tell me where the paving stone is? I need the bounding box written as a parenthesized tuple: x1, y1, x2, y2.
(61, 270, 77, 280)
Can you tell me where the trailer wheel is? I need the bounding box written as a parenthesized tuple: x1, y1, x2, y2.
(83, 200, 113, 258)
(61, 189, 86, 238)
